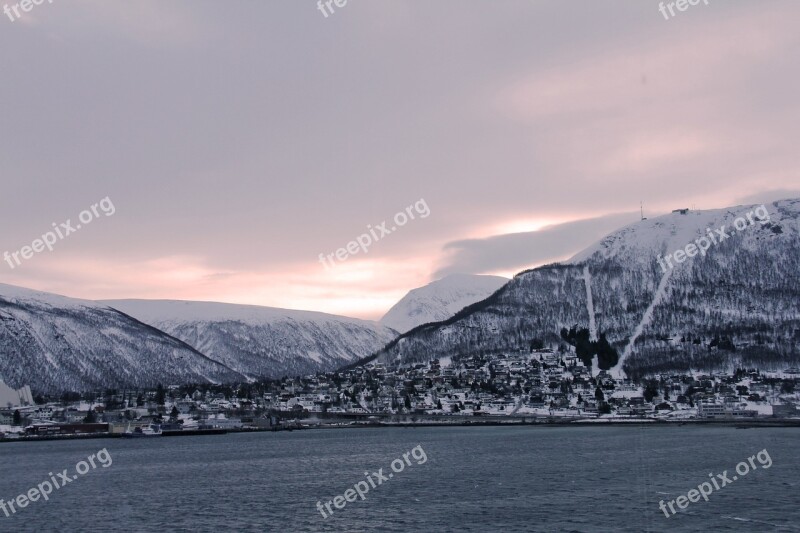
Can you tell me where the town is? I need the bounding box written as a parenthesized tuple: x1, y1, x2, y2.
(2, 344, 799, 440)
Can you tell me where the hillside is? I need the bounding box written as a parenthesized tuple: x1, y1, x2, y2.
(0, 285, 244, 393)
(103, 299, 399, 379)
(372, 199, 800, 378)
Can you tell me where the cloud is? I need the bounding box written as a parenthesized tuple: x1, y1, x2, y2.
(434, 212, 637, 278)
(492, 2, 800, 210)
(734, 190, 800, 206)
(26, 0, 208, 46)
(1, 251, 435, 321)
(1, 1, 798, 319)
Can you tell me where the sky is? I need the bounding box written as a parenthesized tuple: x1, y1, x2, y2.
(1, 0, 799, 320)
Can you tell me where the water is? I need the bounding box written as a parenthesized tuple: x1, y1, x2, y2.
(0, 426, 798, 532)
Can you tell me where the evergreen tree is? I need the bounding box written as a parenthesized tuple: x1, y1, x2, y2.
(643, 382, 659, 403)
(155, 384, 166, 406)
(595, 334, 620, 370)
(84, 408, 97, 423)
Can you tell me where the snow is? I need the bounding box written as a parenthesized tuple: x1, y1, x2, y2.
(744, 402, 773, 416)
(0, 284, 248, 392)
(306, 351, 324, 364)
(380, 273, 508, 333)
(43, 351, 59, 368)
(568, 199, 800, 379)
(0, 283, 97, 309)
(103, 298, 385, 329)
(380, 198, 800, 378)
(609, 389, 644, 399)
(103, 297, 397, 379)
(614, 267, 674, 376)
(569, 199, 799, 267)
(582, 265, 597, 342)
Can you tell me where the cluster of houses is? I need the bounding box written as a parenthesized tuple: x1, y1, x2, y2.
(2, 349, 800, 436)
(291, 350, 799, 420)
(0, 389, 256, 437)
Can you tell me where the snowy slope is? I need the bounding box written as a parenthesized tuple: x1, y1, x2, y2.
(571, 199, 800, 375)
(104, 299, 399, 379)
(380, 274, 508, 333)
(0, 284, 244, 393)
(569, 202, 791, 266)
(373, 199, 800, 377)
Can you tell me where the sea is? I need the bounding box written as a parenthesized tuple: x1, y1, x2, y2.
(0, 425, 798, 532)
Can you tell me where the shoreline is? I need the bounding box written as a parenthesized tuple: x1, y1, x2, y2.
(309, 417, 800, 429)
(2, 417, 799, 444)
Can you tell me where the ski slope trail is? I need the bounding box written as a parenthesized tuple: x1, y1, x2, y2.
(583, 265, 597, 342)
(615, 268, 674, 375)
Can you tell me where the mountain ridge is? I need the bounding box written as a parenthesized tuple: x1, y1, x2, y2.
(365, 199, 800, 377)
(103, 299, 399, 380)
(0, 284, 246, 393)
(0, 285, 399, 392)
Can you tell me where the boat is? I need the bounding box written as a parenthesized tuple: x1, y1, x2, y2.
(122, 424, 163, 438)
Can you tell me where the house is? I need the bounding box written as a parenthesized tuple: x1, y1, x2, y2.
(583, 403, 598, 415)
(617, 381, 639, 393)
(542, 353, 559, 366)
(698, 401, 726, 419)
(528, 397, 545, 408)
(175, 400, 196, 414)
(201, 414, 242, 429)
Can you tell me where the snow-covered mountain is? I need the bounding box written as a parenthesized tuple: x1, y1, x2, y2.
(380, 274, 508, 333)
(371, 199, 800, 377)
(103, 299, 398, 380)
(7, 199, 798, 392)
(0, 284, 245, 394)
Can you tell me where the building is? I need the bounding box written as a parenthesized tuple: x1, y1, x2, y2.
(773, 404, 799, 418)
(698, 401, 726, 419)
(0, 381, 33, 408)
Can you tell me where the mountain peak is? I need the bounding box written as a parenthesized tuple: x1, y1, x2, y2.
(373, 198, 800, 378)
(380, 274, 508, 333)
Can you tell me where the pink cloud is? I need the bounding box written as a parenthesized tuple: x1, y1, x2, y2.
(3, 252, 436, 320)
